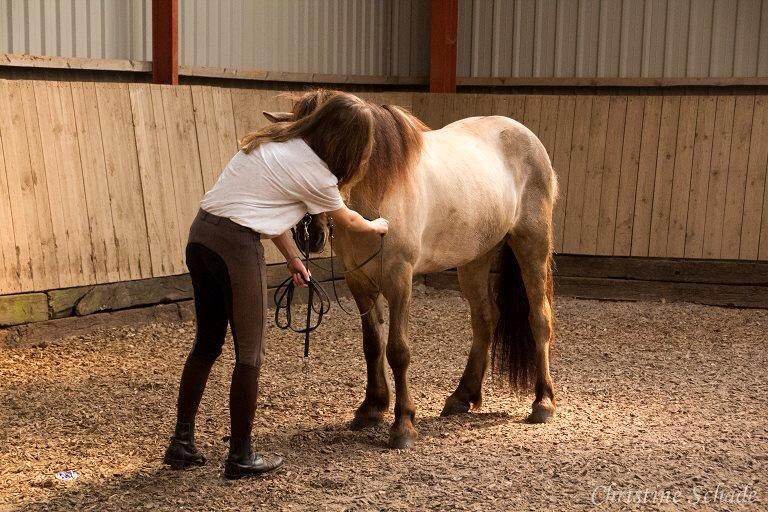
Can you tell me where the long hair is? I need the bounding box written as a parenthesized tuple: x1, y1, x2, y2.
(240, 93, 375, 193)
(491, 244, 537, 391)
(280, 89, 428, 207)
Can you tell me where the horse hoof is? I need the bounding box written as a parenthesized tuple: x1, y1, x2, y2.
(440, 396, 470, 417)
(349, 415, 385, 430)
(389, 433, 416, 450)
(527, 400, 556, 424)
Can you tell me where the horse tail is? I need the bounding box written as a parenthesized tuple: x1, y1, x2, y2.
(491, 244, 537, 391)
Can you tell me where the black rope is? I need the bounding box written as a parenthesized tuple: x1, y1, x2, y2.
(273, 215, 384, 359)
(327, 219, 383, 316)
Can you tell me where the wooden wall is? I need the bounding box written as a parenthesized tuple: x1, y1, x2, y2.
(0, 80, 412, 295)
(411, 92, 768, 262)
(0, 80, 766, 296)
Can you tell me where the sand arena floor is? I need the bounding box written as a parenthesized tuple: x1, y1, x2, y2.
(1, 286, 766, 511)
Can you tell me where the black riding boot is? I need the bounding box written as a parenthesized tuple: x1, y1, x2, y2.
(223, 363, 283, 479)
(163, 421, 207, 469)
(224, 436, 283, 479)
(163, 354, 214, 469)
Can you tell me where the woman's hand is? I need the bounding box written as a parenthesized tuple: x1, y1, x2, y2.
(368, 218, 389, 235)
(287, 257, 311, 287)
(329, 205, 389, 235)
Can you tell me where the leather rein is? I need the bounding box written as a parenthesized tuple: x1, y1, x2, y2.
(273, 214, 384, 360)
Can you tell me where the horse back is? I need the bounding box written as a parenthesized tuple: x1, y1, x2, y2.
(406, 116, 556, 273)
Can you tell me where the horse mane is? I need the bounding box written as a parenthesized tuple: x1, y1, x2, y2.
(289, 89, 429, 207)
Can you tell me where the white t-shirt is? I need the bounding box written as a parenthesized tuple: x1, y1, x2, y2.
(200, 138, 344, 237)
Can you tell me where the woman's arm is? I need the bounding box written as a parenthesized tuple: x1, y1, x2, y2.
(328, 205, 389, 234)
(271, 231, 311, 287)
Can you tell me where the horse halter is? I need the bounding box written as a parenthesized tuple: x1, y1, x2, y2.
(273, 214, 384, 361)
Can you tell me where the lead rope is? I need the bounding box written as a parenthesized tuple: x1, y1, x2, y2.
(273, 220, 331, 365)
(326, 217, 384, 317)
(273, 215, 384, 362)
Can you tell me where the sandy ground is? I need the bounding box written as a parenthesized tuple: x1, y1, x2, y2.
(1, 286, 766, 511)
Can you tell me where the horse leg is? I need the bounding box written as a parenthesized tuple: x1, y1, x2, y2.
(349, 283, 389, 430)
(384, 264, 417, 449)
(441, 248, 498, 416)
(507, 232, 556, 423)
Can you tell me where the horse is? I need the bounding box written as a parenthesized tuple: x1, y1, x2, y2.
(264, 90, 558, 449)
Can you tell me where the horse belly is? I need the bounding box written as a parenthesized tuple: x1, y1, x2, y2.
(413, 166, 517, 274)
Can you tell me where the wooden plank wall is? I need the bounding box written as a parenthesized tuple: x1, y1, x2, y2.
(0, 80, 767, 296)
(0, 79, 285, 295)
(410, 92, 768, 263)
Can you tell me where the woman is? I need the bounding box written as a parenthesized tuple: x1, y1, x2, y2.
(163, 93, 389, 479)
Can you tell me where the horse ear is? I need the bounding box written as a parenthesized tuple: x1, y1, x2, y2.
(262, 111, 293, 123)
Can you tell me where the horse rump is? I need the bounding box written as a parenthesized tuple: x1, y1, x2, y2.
(491, 244, 537, 391)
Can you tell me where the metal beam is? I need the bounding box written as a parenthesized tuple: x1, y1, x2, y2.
(429, 0, 458, 93)
(152, 0, 178, 85)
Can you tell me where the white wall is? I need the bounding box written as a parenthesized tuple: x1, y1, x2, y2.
(0, 0, 151, 60)
(457, 0, 768, 79)
(0, 0, 430, 78)
(178, 0, 429, 77)
(2, 0, 767, 79)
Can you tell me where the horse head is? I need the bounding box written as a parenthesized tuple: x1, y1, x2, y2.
(292, 213, 329, 254)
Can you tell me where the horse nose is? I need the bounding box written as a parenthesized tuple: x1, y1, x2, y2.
(312, 231, 326, 251)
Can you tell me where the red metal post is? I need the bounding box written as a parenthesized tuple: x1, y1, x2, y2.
(429, 0, 458, 93)
(152, 0, 178, 85)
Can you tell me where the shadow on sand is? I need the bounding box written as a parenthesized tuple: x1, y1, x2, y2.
(18, 410, 519, 511)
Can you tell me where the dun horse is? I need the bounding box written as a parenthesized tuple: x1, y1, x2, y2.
(264, 90, 558, 449)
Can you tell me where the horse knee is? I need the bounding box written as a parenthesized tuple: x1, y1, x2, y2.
(386, 341, 410, 371)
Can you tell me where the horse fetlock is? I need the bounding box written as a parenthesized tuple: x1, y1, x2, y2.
(440, 392, 481, 416)
(527, 398, 556, 424)
(389, 423, 417, 450)
(350, 401, 388, 430)
(349, 414, 386, 430)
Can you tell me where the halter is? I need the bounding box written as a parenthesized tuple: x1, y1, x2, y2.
(273, 214, 384, 361)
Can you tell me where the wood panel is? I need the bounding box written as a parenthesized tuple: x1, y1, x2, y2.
(191, 85, 237, 191)
(596, 96, 627, 255)
(720, 95, 754, 259)
(613, 96, 645, 255)
(0, 84, 21, 294)
(2, 84, 768, 297)
(631, 95, 663, 256)
(648, 95, 681, 256)
(579, 95, 610, 254)
(419, 93, 450, 129)
(743, 97, 768, 259)
(685, 96, 717, 258)
(71, 81, 120, 284)
(159, 85, 206, 260)
(429, 256, 768, 309)
(37, 82, 97, 288)
(522, 95, 543, 135)
(562, 96, 593, 253)
(129, 83, 185, 277)
(95, 82, 152, 281)
(31, 81, 72, 290)
(57, 81, 99, 284)
(666, 95, 698, 257)
(702, 96, 736, 259)
(0, 80, 36, 291)
(443, 93, 478, 125)
(18, 81, 57, 291)
(537, 95, 560, 158)
(231, 88, 272, 138)
(551, 95, 576, 253)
